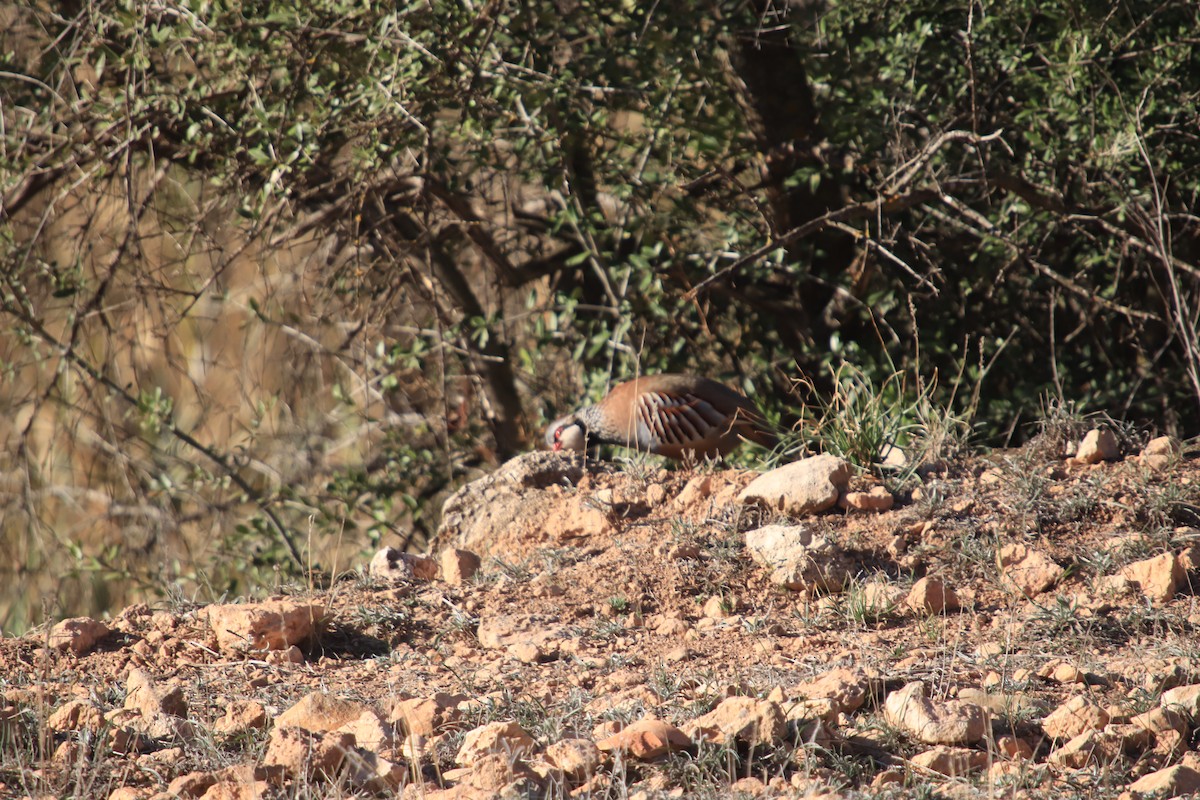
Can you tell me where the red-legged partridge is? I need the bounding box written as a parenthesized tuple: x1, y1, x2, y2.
(545, 374, 773, 460)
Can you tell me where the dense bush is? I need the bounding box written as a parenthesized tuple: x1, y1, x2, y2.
(1, 0, 1196, 628)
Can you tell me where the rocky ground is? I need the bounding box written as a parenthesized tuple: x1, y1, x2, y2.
(3, 429, 1200, 800)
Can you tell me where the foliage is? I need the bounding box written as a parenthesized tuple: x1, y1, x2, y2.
(1, 0, 1198, 628)
(775, 364, 923, 471)
(807, 0, 1200, 433)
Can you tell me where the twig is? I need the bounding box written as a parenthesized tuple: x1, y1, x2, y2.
(683, 189, 943, 300)
(3, 300, 307, 570)
(826, 220, 939, 294)
(932, 195, 1159, 323)
(424, 178, 523, 286)
(884, 129, 1006, 195)
(1067, 213, 1200, 280)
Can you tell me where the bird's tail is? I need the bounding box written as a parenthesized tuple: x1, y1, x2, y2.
(732, 407, 779, 451)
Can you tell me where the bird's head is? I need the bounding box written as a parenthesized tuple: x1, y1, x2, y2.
(545, 415, 587, 452)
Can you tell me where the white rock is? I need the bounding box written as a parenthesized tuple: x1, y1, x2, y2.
(1076, 428, 1119, 464)
(47, 617, 110, 655)
(686, 697, 786, 747)
(204, 600, 324, 654)
(1115, 552, 1184, 605)
(883, 682, 987, 745)
(997, 543, 1063, 597)
(738, 455, 851, 516)
(744, 524, 849, 593)
(455, 722, 535, 767)
(1041, 695, 1109, 740)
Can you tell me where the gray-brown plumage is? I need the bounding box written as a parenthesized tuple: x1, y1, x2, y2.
(545, 374, 773, 460)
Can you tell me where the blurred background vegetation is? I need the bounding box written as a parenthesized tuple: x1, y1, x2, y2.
(1, 0, 1197, 632)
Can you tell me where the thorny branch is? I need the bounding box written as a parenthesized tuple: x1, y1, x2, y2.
(1, 287, 308, 570)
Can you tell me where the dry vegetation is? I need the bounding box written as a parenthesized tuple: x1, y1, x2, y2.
(0, 160, 432, 628)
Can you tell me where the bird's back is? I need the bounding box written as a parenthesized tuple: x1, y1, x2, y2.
(606, 374, 771, 458)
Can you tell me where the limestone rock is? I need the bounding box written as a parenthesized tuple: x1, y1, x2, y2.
(909, 746, 989, 776)
(905, 577, 960, 615)
(997, 543, 1063, 597)
(1130, 706, 1188, 756)
(995, 736, 1034, 760)
(687, 697, 786, 747)
(214, 700, 269, 736)
(545, 503, 616, 543)
(1140, 436, 1180, 470)
(106, 788, 151, 800)
(1125, 765, 1200, 798)
(199, 781, 267, 800)
(120, 706, 196, 745)
(743, 524, 850, 593)
(645, 483, 668, 506)
(954, 687, 1046, 721)
(262, 727, 354, 781)
(793, 667, 874, 716)
(651, 614, 690, 636)
(204, 599, 324, 654)
(1160, 683, 1200, 720)
(702, 595, 738, 620)
(883, 682, 987, 745)
(47, 617, 110, 655)
(440, 547, 482, 585)
(595, 718, 692, 760)
(585, 685, 660, 717)
(839, 486, 895, 512)
(872, 582, 913, 617)
(543, 738, 601, 782)
(276, 692, 367, 733)
(166, 771, 218, 798)
(476, 614, 571, 651)
(338, 709, 394, 753)
(1076, 428, 1119, 464)
(47, 700, 104, 733)
(1114, 552, 1184, 605)
(1131, 705, 1188, 736)
(880, 445, 908, 469)
(185, 765, 272, 800)
(390, 692, 466, 737)
(1048, 729, 1125, 768)
(1042, 695, 1109, 740)
(1142, 436, 1179, 457)
(125, 668, 187, 719)
(674, 475, 713, 509)
(1178, 544, 1200, 574)
(508, 641, 545, 664)
(340, 747, 407, 793)
(437, 452, 587, 555)
(1078, 575, 1138, 613)
(450, 752, 544, 796)
(455, 721, 535, 767)
(1037, 659, 1087, 685)
(738, 455, 851, 516)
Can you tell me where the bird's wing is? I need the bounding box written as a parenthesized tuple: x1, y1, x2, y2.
(634, 390, 729, 449)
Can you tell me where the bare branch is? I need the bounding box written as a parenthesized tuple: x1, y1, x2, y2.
(934, 195, 1160, 323)
(3, 297, 308, 570)
(884, 129, 1006, 195)
(684, 188, 944, 301)
(826, 219, 939, 294)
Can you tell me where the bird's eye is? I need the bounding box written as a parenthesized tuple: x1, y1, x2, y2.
(554, 427, 562, 441)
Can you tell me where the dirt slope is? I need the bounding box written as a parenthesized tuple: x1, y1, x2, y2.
(3, 438, 1200, 799)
